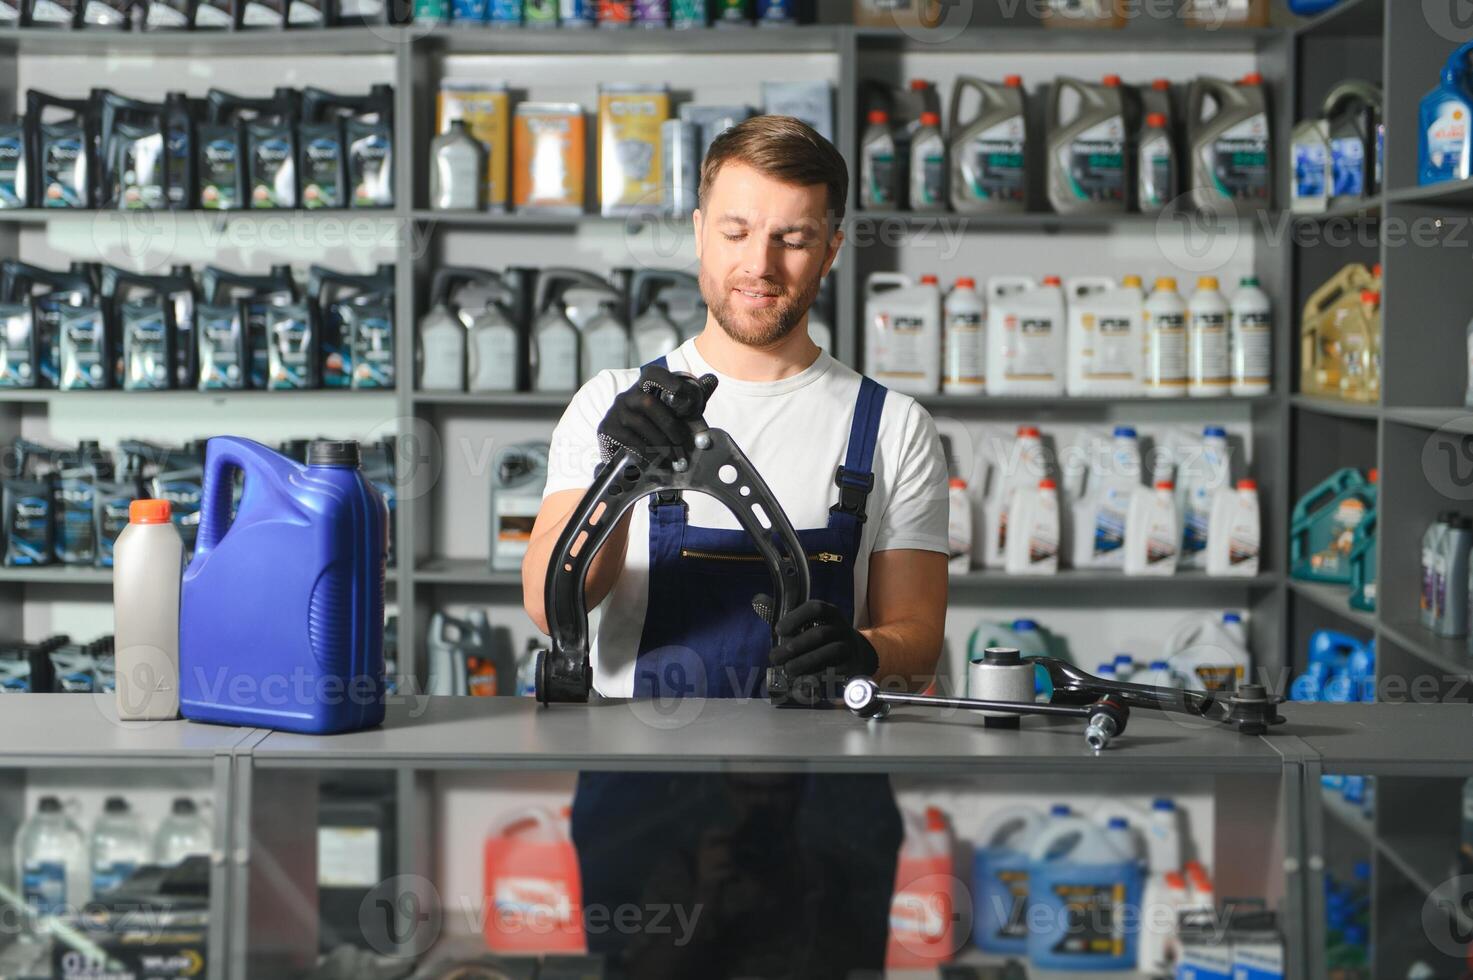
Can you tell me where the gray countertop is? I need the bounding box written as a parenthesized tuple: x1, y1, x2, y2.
(0, 694, 256, 765)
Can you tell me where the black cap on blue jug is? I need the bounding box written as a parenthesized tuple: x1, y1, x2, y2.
(308, 440, 361, 468)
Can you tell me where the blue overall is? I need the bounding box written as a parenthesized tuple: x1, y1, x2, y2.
(570, 364, 903, 979)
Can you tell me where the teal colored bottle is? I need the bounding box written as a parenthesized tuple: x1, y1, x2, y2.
(179, 437, 388, 734)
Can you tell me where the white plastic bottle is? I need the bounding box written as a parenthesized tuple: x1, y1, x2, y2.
(865, 272, 942, 396)
(113, 498, 184, 721)
(984, 425, 1048, 568)
(986, 275, 1067, 396)
(1112, 654, 1136, 680)
(948, 477, 973, 573)
(1065, 275, 1145, 396)
(1137, 660, 1183, 693)
(909, 112, 947, 212)
(860, 109, 898, 210)
(1188, 276, 1231, 397)
(1146, 797, 1185, 874)
(1005, 478, 1060, 575)
(1230, 276, 1272, 396)
(1207, 479, 1261, 577)
(1103, 817, 1137, 862)
(1071, 426, 1142, 569)
(91, 797, 151, 897)
(1144, 277, 1188, 397)
(1177, 425, 1232, 571)
(15, 796, 90, 917)
(154, 798, 213, 866)
(943, 277, 986, 395)
(1125, 480, 1180, 576)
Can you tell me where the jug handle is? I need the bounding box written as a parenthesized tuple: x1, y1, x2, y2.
(194, 437, 293, 560)
(948, 76, 985, 135)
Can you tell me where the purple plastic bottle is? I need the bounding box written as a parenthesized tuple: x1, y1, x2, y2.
(179, 437, 388, 734)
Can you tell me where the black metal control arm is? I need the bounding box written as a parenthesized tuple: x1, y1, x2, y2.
(535, 372, 813, 705)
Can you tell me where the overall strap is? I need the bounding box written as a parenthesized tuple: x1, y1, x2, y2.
(830, 377, 888, 529)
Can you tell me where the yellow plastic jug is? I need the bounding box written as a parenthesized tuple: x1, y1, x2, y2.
(1299, 263, 1374, 396)
(1339, 289, 1381, 403)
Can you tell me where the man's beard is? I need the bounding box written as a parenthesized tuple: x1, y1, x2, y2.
(700, 266, 823, 348)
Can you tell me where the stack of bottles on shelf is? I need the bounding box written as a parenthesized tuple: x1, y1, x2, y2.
(864, 270, 1272, 399)
(853, 0, 1267, 30)
(1323, 864, 1371, 976)
(418, 0, 812, 29)
(430, 79, 831, 216)
(1290, 79, 1384, 214)
(4, 87, 393, 211)
(13, 794, 212, 917)
(1291, 630, 1376, 817)
(1419, 511, 1473, 642)
(857, 73, 1272, 215)
(0, 259, 396, 392)
(1299, 262, 1382, 404)
(967, 610, 1253, 697)
(1289, 467, 1378, 609)
(426, 607, 525, 697)
(416, 262, 831, 392)
(0, 633, 115, 692)
(0, 436, 396, 568)
(0, 0, 401, 28)
(1420, 41, 1473, 187)
(950, 423, 1261, 578)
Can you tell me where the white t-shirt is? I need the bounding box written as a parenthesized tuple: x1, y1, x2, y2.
(544, 338, 949, 697)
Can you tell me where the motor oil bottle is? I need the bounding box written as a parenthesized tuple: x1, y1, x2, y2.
(265, 300, 319, 390)
(1065, 275, 1143, 396)
(1290, 114, 1332, 214)
(0, 295, 38, 387)
(195, 299, 248, 390)
(3, 261, 98, 389)
(1042, 0, 1123, 28)
(198, 89, 296, 211)
(664, 284, 707, 343)
(58, 302, 112, 390)
(532, 269, 607, 391)
(943, 276, 985, 395)
(568, 288, 628, 380)
(4, 440, 60, 566)
(984, 425, 1050, 569)
(1435, 515, 1473, 638)
(949, 75, 1028, 214)
(1325, 81, 1382, 203)
(144, 442, 206, 555)
(1422, 513, 1453, 628)
(103, 267, 191, 392)
(161, 97, 197, 208)
(180, 438, 388, 734)
(247, 106, 299, 209)
(1187, 74, 1272, 210)
(864, 272, 941, 395)
(1070, 425, 1141, 570)
(427, 611, 497, 696)
(0, 115, 26, 209)
(491, 441, 549, 572)
(200, 266, 297, 390)
(418, 268, 483, 391)
(469, 270, 532, 393)
(307, 264, 394, 389)
(908, 112, 946, 212)
(859, 110, 897, 210)
(296, 87, 390, 210)
(27, 92, 94, 209)
(95, 91, 170, 211)
(1290, 468, 1375, 584)
(1004, 478, 1059, 575)
(1420, 42, 1473, 186)
(1141, 78, 1174, 135)
(55, 442, 106, 565)
(1299, 263, 1374, 396)
(1188, 276, 1230, 397)
(1144, 277, 1188, 398)
(986, 275, 1066, 395)
(1230, 276, 1272, 395)
(1025, 815, 1142, 971)
(1138, 113, 1175, 214)
(629, 269, 697, 364)
(1338, 289, 1380, 403)
(1125, 480, 1180, 576)
(1175, 425, 1231, 570)
(431, 120, 485, 211)
(1047, 75, 1129, 214)
(94, 445, 143, 569)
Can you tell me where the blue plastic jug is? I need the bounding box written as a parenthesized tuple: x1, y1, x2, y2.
(1025, 815, 1142, 971)
(972, 805, 1046, 954)
(1420, 42, 1473, 186)
(179, 437, 388, 734)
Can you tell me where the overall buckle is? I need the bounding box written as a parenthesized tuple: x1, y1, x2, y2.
(830, 466, 874, 524)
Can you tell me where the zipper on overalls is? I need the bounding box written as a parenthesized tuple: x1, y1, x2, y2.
(680, 548, 844, 564)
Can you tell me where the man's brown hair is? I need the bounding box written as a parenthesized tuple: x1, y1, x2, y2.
(698, 115, 848, 230)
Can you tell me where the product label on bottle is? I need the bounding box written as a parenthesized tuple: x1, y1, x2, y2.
(0, 304, 32, 387)
(1293, 142, 1328, 201)
(913, 141, 945, 208)
(1331, 136, 1366, 198)
(1190, 311, 1229, 387)
(1146, 518, 1178, 567)
(873, 311, 932, 383)
(97, 492, 130, 567)
(198, 311, 242, 389)
(1233, 311, 1272, 387)
(57, 477, 94, 564)
(1068, 117, 1126, 203)
(23, 861, 66, 915)
(1140, 142, 1172, 209)
(1427, 103, 1470, 178)
(300, 136, 343, 210)
(200, 137, 241, 210)
(1229, 513, 1260, 570)
(493, 876, 576, 929)
(1094, 486, 1129, 559)
(114, 133, 168, 211)
(1082, 313, 1135, 380)
(351, 312, 395, 389)
(1042, 883, 1128, 959)
(41, 134, 88, 208)
(471, 327, 518, 390)
(943, 312, 983, 389)
(249, 136, 295, 209)
(487, 0, 521, 21)
(318, 828, 381, 887)
(124, 309, 170, 391)
(59, 309, 107, 391)
(982, 868, 1029, 942)
(863, 146, 896, 207)
(92, 861, 137, 897)
(1003, 314, 1059, 382)
(1211, 113, 1271, 202)
(1434, 550, 1448, 621)
(0, 129, 24, 208)
(961, 117, 1026, 204)
(348, 127, 394, 208)
(535, 324, 579, 391)
(268, 309, 312, 389)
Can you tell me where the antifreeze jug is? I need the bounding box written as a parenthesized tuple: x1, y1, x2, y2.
(972, 805, 1045, 954)
(179, 437, 388, 734)
(482, 806, 584, 953)
(1025, 815, 1143, 971)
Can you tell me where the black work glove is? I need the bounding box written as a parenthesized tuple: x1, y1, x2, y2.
(768, 599, 880, 682)
(596, 365, 716, 469)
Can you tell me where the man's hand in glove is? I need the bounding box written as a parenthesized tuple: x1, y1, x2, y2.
(596, 364, 717, 469)
(769, 599, 880, 682)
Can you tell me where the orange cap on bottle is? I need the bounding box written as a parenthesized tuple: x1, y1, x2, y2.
(130, 499, 172, 525)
